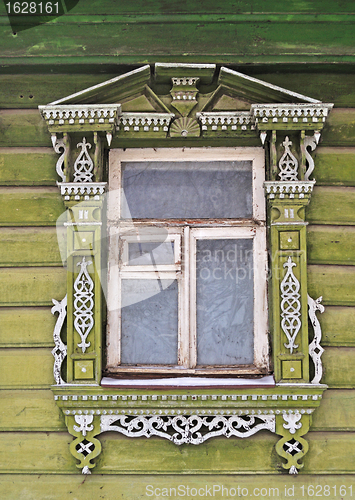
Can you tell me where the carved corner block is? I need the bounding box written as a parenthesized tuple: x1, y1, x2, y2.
(275, 412, 312, 474)
(66, 414, 102, 474)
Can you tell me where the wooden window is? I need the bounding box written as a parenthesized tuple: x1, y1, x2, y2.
(106, 148, 269, 376)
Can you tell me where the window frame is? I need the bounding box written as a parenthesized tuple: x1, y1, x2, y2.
(106, 147, 269, 376)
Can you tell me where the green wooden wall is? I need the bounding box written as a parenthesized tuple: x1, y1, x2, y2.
(1, 1, 355, 499)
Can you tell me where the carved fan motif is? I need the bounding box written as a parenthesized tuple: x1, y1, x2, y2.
(169, 117, 200, 137)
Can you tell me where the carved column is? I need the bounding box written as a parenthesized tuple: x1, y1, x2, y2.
(252, 103, 333, 384)
(265, 181, 313, 383)
(40, 104, 121, 385)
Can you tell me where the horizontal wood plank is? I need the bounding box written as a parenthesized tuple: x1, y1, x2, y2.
(0, 148, 57, 185)
(0, 227, 63, 266)
(313, 147, 355, 186)
(0, 473, 354, 500)
(321, 108, 355, 147)
(320, 306, 355, 346)
(0, 188, 64, 226)
(307, 186, 355, 225)
(0, 74, 120, 109)
(312, 389, 355, 431)
(0, 348, 54, 388)
(308, 264, 355, 306)
(0, 389, 65, 431)
(0, 110, 51, 148)
(307, 225, 355, 265)
(0, 430, 355, 474)
(0, 12, 355, 66)
(321, 347, 355, 388)
(0, 307, 56, 347)
(0, 267, 66, 307)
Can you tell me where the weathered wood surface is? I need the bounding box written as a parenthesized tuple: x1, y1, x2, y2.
(0, 389, 353, 432)
(312, 389, 355, 431)
(0, 430, 354, 474)
(0, 390, 65, 431)
(1, 109, 355, 147)
(0, 227, 62, 266)
(0, 188, 64, 226)
(0, 110, 50, 147)
(0, 74, 120, 109)
(321, 108, 355, 147)
(1, 4, 355, 66)
(0, 307, 56, 346)
(0, 267, 66, 306)
(320, 306, 355, 346)
(308, 264, 355, 306)
(307, 187, 355, 225)
(0, 348, 54, 388)
(0, 148, 57, 185)
(321, 347, 355, 388)
(313, 147, 355, 186)
(1, 473, 354, 500)
(307, 225, 355, 265)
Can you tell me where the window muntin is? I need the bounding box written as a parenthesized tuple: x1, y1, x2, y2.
(107, 148, 268, 375)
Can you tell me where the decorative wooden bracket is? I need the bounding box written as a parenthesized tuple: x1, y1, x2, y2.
(55, 387, 325, 475)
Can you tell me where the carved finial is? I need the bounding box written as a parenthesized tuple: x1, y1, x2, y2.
(289, 465, 298, 475)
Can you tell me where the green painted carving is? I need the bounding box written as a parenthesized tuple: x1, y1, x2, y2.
(66, 414, 102, 474)
(275, 413, 312, 474)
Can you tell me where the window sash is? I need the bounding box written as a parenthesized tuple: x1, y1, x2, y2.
(106, 147, 268, 374)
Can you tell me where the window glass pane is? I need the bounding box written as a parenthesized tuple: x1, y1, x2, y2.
(128, 241, 175, 266)
(121, 161, 252, 219)
(196, 239, 254, 365)
(121, 279, 178, 364)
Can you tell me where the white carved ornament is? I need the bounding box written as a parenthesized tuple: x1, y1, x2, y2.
(278, 136, 298, 181)
(196, 112, 253, 132)
(100, 414, 275, 445)
(283, 412, 302, 434)
(53, 137, 66, 182)
(264, 180, 315, 200)
(59, 182, 106, 202)
(280, 257, 301, 354)
(51, 295, 67, 385)
(73, 137, 94, 182)
(39, 104, 120, 126)
(251, 103, 333, 124)
(118, 113, 174, 133)
(74, 415, 94, 436)
(308, 294, 325, 384)
(74, 257, 94, 353)
(304, 134, 319, 181)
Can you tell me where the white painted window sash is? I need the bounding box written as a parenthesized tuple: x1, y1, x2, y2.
(107, 147, 268, 373)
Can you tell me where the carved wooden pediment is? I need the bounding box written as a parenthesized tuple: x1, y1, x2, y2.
(40, 63, 332, 141)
